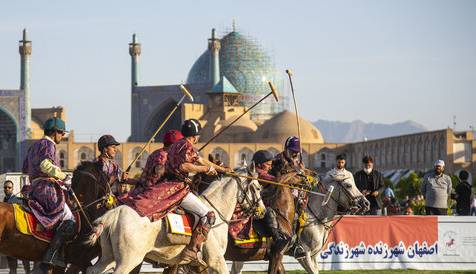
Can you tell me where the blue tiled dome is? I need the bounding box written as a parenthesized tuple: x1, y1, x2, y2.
(186, 31, 286, 120)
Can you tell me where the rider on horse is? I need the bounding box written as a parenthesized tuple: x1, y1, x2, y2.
(265, 136, 309, 255)
(22, 117, 75, 268)
(165, 119, 231, 268)
(137, 130, 184, 190)
(94, 135, 128, 188)
(270, 136, 304, 177)
(251, 149, 290, 253)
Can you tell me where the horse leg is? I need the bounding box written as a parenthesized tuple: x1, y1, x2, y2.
(202, 236, 227, 274)
(311, 253, 320, 274)
(87, 236, 116, 274)
(277, 261, 285, 274)
(128, 261, 143, 274)
(267, 253, 283, 274)
(297, 252, 317, 274)
(230, 261, 244, 274)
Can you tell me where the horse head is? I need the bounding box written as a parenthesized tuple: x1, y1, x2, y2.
(72, 161, 113, 222)
(233, 163, 266, 220)
(320, 170, 370, 215)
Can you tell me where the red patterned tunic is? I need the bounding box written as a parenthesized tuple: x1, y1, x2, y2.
(119, 139, 197, 220)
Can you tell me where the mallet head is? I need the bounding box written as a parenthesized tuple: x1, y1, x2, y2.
(179, 84, 194, 102)
(267, 81, 280, 102)
(286, 69, 293, 76)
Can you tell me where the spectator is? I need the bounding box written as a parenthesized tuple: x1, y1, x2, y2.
(471, 196, 476, 216)
(404, 206, 414, 215)
(421, 160, 452, 215)
(452, 170, 472, 216)
(383, 183, 395, 200)
(3, 180, 31, 274)
(354, 156, 385, 215)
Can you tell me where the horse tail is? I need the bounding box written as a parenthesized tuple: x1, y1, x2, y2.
(84, 206, 121, 246)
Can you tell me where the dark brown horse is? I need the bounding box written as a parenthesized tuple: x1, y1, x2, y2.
(0, 161, 115, 274)
(225, 172, 304, 274)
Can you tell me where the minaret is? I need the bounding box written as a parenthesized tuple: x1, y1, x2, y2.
(208, 29, 221, 86)
(19, 28, 32, 138)
(129, 33, 141, 89)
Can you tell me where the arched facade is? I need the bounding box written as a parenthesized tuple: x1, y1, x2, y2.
(130, 147, 149, 169)
(144, 98, 182, 143)
(210, 147, 229, 166)
(76, 146, 94, 162)
(236, 147, 254, 168)
(0, 108, 18, 172)
(59, 150, 67, 169)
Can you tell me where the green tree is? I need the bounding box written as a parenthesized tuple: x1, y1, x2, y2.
(395, 172, 422, 200)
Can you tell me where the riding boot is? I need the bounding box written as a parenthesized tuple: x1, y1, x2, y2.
(41, 220, 75, 268)
(264, 209, 290, 254)
(178, 212, 215, 271)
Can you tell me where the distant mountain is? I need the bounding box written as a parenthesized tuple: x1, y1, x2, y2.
(314, 119, 428, 143)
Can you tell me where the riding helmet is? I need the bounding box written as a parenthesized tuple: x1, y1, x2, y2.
(252, 150, 274, 165)
(98, 134, 120, 151)
(43, 117, 67, 132)
(284, 136, 301, 152)
(181, 119, 202, 137)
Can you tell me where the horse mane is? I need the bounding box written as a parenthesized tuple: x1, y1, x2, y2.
(74, 161, 98, 172)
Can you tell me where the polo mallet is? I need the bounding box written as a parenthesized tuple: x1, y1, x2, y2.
(286, 69, 303, 158)
(198, 81, 279, 152)
(126, 85, 194, 172)
(224, 171, 334, 205)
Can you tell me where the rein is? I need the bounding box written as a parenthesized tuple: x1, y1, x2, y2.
(71, 169, 115, 227)
(303, 179, 362, 257)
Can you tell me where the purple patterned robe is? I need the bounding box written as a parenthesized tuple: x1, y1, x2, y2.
(22, 138, 66, 230)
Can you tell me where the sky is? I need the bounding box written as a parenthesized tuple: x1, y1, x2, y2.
(1, 0, 475, 141)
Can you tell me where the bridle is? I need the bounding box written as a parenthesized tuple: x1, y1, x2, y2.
(72, 168, 115, 215)
(202, 172, 263, 228)
(304, 178, 366, 233)
(301, 177, 367, 257)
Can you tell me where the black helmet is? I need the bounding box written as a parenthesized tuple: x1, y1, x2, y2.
(98, 135, 120, 152)
(181, 119, 202, 137)
(252, 150, 274, 165)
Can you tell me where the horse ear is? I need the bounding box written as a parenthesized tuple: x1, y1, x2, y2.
(249, 161, 257, 175)
(208, 154, 215, 163)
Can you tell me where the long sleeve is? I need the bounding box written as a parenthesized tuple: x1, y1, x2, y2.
(40, 158, 67, 180)
(447, 178, 452, 195)
(377, 173, 385, 194)
(421, 177, 427, 197)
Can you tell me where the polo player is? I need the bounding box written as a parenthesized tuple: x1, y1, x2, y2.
(165, 119, 232, 268)
(93, 135, 127, 189)
(22, 117, 75, 268)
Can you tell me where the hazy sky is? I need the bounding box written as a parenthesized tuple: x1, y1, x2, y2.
(1, 0, 475, 141)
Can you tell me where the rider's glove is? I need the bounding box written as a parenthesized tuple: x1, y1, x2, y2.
(61, 175, 72, 191)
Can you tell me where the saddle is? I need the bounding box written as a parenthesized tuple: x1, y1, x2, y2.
(163, 208, 197, 245)
(12, 203, 81, 243)
(228, 204, 269, 249)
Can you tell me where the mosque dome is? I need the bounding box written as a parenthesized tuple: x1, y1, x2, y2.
(256, 111, 324, 144)
(201, 115, 258, 143)
(186, 30, 287, 121)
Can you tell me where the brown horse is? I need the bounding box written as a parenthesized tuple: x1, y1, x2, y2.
(0, 161, 116, 274)
(224, 171, 305, 274)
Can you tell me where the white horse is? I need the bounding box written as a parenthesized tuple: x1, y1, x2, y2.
(231, 168, 370, 274)
(86, 167, 266, 274)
